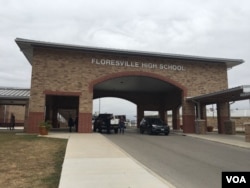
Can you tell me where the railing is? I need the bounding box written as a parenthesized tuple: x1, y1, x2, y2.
(0, 123, 24, 127)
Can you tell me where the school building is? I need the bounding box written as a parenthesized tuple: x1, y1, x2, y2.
(1, 38, 250, 134)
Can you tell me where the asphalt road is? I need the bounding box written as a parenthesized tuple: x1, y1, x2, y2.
(104, 127, 250, 188)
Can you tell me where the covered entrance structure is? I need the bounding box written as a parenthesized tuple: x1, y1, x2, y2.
(15, 38, 244, 134)
(45, 94, 79, 130)
(188, 85, 250, 134)
(0, 88, 29, 130)
(93, 73, 183, 129)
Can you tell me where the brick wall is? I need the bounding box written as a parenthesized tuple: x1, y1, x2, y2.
(30, 48, 228, 111)
(26, 47, 228, 133)
(0, 105, 25, 124)
(207, 116, 250, 131)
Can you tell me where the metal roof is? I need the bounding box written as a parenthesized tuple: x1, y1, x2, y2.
(187, 85, 250, 104)
(1, 86, 250, 106)
(0, 87, 30, 105)
(15, 38, 244, 69)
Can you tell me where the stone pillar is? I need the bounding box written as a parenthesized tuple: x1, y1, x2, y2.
(172, 107, 180, 130)
(245, 123, 250, 142)
(78, 112, 92, 133)
(182, 100, 195, 133)
(217, 102, 229, 134)
(201, 104, 207, 122)
(165, 111, 168, 125)
(159, 109, 165, 122)
(78, 91, 93, 133)
(195, 120, 206, 134)
(27, 112, 44, 133)
(224, 120, 236, 135)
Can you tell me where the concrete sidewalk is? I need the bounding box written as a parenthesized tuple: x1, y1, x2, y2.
(174, 131, 250, 149)
(57, 133, 174, 188)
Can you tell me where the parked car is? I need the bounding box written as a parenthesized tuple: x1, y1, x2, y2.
(93, 113, 119, 133)
(139, 117, 170, 135)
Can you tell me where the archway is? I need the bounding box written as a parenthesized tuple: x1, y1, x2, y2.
(91, 72, 186, 130)
(93, 97, 136, 118)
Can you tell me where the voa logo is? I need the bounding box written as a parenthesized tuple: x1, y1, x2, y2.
(226, 176, 246, 184)
(222, 172, 250, 188)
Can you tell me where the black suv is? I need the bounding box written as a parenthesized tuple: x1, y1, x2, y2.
(93, 114, 119, 133)
(139, 117, 170, 135)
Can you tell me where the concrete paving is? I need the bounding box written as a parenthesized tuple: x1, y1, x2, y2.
(45, 131, 250, 188)
(1, 127, 249, 187)
(55, 133, 174, 188)
(174, 131, 250, 149)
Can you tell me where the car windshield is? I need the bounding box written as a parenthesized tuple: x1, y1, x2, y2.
(147, 118, 164, 125)
(98, 114, 112, 119)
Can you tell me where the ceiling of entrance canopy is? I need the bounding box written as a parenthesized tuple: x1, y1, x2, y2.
(93, 76, 178, 93)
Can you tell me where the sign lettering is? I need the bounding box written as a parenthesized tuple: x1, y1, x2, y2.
(226, 176, 246, 184)
(91, 58, 185, 71)
(222, 172, 250, 188)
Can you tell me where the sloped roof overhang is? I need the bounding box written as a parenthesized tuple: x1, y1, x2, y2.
(187, 85, 250, 105)
(0, 88, 30, 105)
(15, 38, 244, 69)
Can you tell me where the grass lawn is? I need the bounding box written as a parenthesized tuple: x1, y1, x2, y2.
(0, 132, 67, 188)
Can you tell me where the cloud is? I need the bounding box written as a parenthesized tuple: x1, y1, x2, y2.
(0, 0, 250, 111)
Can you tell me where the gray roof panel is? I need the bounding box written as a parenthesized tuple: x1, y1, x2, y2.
(15, 38, 244, 68)
(187, 85, 250, 104)
(0, 87, 30, 99)
(0, 87, 29, 105)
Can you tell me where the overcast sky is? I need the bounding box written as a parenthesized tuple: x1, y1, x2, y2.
(1, 0, 250, 115)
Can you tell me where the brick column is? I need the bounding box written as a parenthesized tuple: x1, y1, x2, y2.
(78, 90, 93, 133)
(224, 120, 236, 134)
(201, 104, 207, 122)
(158, 108, 165, 122)
(78, 112, 92, 133)
(217, 102, 229, 134)
(172, 107, 180, 130)
(245, 123, 250, 142)
(195, 120, 206, 134)
(27, 112, 44, 133)
(182, 100, 195, 133)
